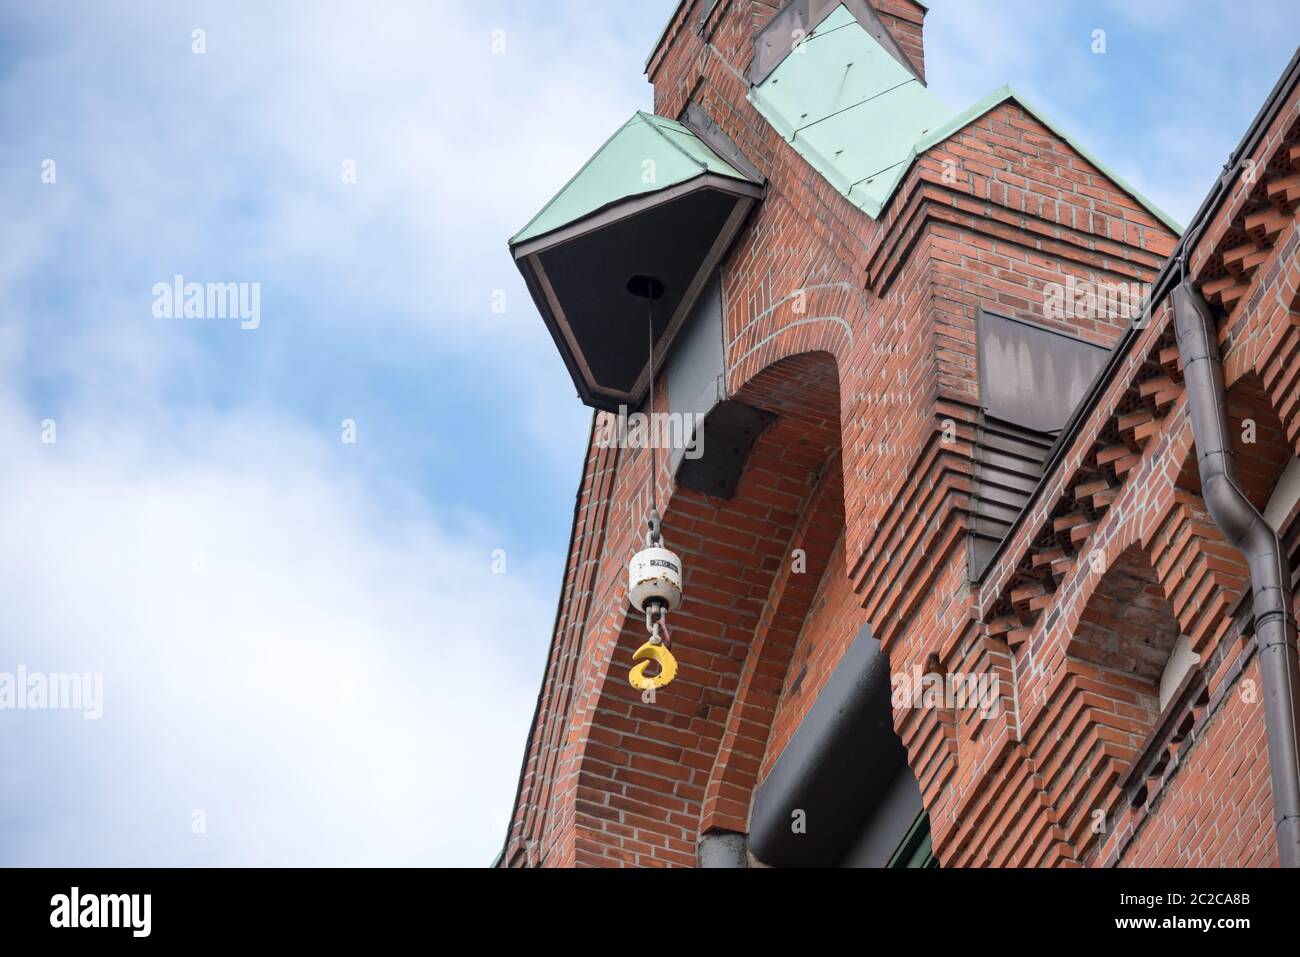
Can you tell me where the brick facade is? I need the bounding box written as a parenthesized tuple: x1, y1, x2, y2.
(502, 0, 1300, 867)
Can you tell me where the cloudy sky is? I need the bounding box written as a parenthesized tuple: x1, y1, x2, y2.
(0, 1, 1293, 866)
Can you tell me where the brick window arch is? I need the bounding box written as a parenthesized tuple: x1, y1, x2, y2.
(1052, 544, 1183, 856)
(1071, 546, 1182, 699)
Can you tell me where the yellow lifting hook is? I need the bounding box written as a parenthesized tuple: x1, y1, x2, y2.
(629, 613, 677, 691)
(629, 640, 678, 691)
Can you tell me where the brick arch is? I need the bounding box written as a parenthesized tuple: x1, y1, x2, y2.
(697, 350, 848, 837)
(698, 458, 845, 835)
(570, 350, 847, 865)
(1217, 195, 1300, 458)
(1069, 546, 1180, 699)
(1148, 491, 1251, 656)
(1031, 543, 1183, 860)
(725, 282, 863, 396)
(1163, 371, 1288, 653)
(938, 527, 1165, 868)
(1176, 371, 1292, 514)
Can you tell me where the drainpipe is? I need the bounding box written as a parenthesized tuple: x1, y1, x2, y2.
(1173, 279, 1300, 867)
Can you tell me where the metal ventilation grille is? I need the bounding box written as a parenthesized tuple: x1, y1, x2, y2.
(969, 415, 1056, 579)
(970, 308, 1110, 579)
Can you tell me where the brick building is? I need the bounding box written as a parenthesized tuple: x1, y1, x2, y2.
(500, 0, 1300, 867)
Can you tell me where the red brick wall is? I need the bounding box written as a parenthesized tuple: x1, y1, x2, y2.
(1121, 657, 1276, 867)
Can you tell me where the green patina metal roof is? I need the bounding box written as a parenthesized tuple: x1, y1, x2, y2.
(748, 3, 1180, 231)
(511, 111, 757, 245)
(748, 4, 949, 216)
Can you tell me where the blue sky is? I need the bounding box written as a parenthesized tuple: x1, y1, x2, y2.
(0, 1, 1293, 866)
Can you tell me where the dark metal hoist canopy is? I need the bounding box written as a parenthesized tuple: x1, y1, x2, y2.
(510, 111, 763, 411)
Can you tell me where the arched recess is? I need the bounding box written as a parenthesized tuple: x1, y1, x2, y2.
(1176, 371, 1293, 519)
(1043, 544, 1183, 860)
(1165, 372, 1290, 653)
(571, 350, 848, 866)
(699, 350, 848, 836)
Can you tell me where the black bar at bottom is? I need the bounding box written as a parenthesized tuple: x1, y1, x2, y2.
(0, 866, 1280, 943)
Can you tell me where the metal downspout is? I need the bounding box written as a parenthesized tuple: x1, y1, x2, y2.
(1172, 280, 1300, 867)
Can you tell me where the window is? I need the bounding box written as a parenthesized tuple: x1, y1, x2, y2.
(887, 812, 938, 868)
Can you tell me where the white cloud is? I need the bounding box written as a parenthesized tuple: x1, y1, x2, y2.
(0, 380, 550, 865)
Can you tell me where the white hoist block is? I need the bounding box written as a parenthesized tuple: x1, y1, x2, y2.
(628, 546, 683, 614)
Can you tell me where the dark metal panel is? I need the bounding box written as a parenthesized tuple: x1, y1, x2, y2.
(674, 400, 776, 499)
(696, 0, 721, 27)
(969, 536, 1002, 577)
(977, 309, 1109, 434)
(664, 273, 777, 499)
(667, 275, 726, 476)
(975, 484, 1037, 517)
(511, 168, 762, 412)
(968, 308, 1108, 578)
(749, 622, 909, 867)
(978, 422, 1054, 461)
(979, 477, 1036, 504)
(978, 454, 1046, 489)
